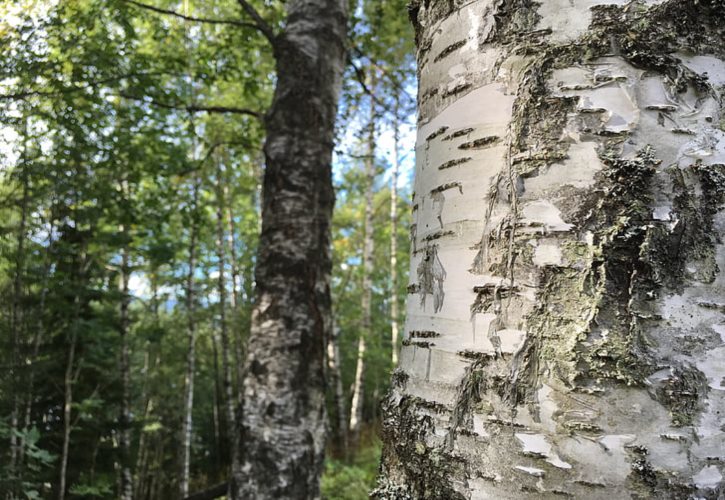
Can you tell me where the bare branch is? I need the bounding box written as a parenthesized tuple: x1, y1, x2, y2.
(235, 0, 277, 45)
(350, 45, 416, 104)
(121, 0, 258, 30)
(347, 56, 392, 115)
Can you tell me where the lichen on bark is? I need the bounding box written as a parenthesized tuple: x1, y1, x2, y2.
(380, 0, 725, 497)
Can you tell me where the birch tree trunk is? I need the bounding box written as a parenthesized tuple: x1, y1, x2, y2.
(118, 229, 133, 500)
(349, 94, 377, 448)
(233, 0, 348, 497)
(179, 176, 200, 498)
(376, 1, 725, 498)
(214, 154, 241, 479)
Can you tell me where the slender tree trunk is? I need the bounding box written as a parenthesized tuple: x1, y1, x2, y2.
(390, 98, 401, 367)
(179, 176, 200, 498)
(19, 214, 54, 479)
(119, 229, 133, 500)
(58, 243, 85, 500)
(211, 327, 223, 470)
(135, 274, 160, 499)
(233, 0, 348, 497)
(376, 1, 725, 498)
(327, 317, 347, 457)
(133, 344, 150, 500)
(223, 162, 245, 392)
(9, 122, 29, 478)
(58, 329, 77, 500)
(349, 90, 377, 448)
(214, 154, 240, 478)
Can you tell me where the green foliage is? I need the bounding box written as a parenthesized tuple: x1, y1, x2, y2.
(322, 438, 382, 500)
(1, 0, 415, 497)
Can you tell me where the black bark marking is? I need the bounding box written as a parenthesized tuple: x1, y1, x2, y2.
(458, 136, 500, 150)
(443, 127, 475, 140)
(438, 157, 472, 170)
(426, 126, 449, 141)
(410, 330, 441, 338)
(434, 39, 467, 63)
(431, 181, 463, 195)
(442, 83, 472, 99)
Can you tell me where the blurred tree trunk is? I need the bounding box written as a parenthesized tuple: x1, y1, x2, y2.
(179, 175, 200, 498)
(327, 317, 347, 457)
(118, 227, 133, 500)
(233, 0, 349, 497)
(349, 85, 377, 448)
(215, 153, 241, 479)
(376, 1, 725, 498)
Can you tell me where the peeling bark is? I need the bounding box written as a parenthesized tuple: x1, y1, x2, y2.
(377, 1, 725, 498)
(233, 0, 348, 497)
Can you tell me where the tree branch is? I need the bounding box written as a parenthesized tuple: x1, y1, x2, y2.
(347, 56, 391, 114)
(117, 93, 262, 118)
(121, 0, 258, 30)
(235, 0, 276, 45)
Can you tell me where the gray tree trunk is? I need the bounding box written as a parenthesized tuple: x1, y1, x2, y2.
(376, 1, 725, 498)
(233, 0, 349, 497)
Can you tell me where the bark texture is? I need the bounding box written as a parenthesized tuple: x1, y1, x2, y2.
(376, 1, 725, 498)
(232, 0, 349, 497)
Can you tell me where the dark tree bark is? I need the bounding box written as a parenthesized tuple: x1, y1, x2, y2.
(232, 0, 349, 497)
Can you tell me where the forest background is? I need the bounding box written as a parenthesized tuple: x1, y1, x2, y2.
(0, 0, 414, 498)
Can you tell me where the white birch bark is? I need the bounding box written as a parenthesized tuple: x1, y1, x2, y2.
(377, 1, 725, 498)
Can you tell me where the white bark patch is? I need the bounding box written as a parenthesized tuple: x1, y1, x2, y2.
(678, 54, 725, 86)
(515, 433, 572, 469)
(693, 465, 723, 489)
(514, 465, 545, 477)
(418, 84, 515, 146)
(652, 205, 671, 221)
(521, 200, 573, 232)
(473, 414, 490, 438)
(418, 0, 501, 120)
(536, 0, 666, 43)
(532, 242, 563, 267)
(696, 347, 725, 391)
(712, 324, 725, 344)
